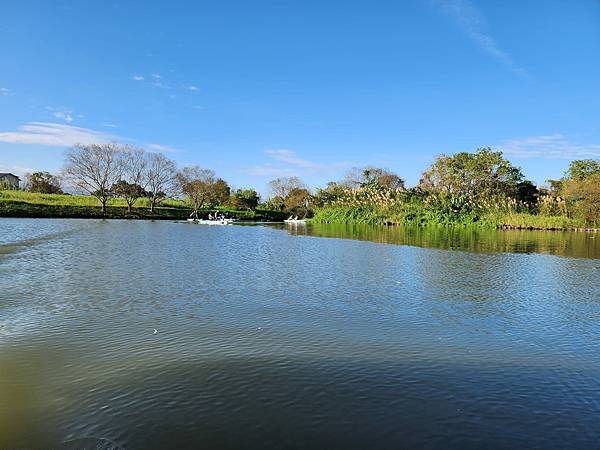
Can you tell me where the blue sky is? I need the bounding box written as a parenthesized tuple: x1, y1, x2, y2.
(1, 0, 599, 193)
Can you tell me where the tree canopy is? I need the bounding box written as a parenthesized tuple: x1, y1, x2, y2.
(25, 171, 63, 194)
(419, 147, 524, 199)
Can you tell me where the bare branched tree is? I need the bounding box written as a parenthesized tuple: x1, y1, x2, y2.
(114, 148, 148, 212)
(342, 166, 405, 190)
(268, 176, 307, 199)
(146, 153, 177, 212)
(63, 143, 126, 212)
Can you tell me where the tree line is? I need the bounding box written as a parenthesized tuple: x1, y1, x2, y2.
(14, 143, 600, 224)
(20, 143, 260, 214)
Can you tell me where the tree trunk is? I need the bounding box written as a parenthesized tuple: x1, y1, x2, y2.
(101, 199, 106, 213)
(150, 197, 155, 213)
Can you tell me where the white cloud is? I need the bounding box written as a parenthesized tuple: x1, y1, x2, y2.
(249, 149, 348, 177)
(101, 123, 118, 128)
(0, 122, 179, 156)
(187, 85, 199, 91)
(265, 149, 324, 169)
(0, 87, 12, 96)
(147, 143, 178, 153)
(0, 165, 37, 178)
(499, 134, 600, 159)
(53, 110, 74, 122)
(433, 0, 527, 76)
(0, 122, 114, 147)
(132, 75, 145, 81)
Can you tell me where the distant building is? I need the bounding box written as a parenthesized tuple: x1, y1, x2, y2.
(0, 173, 21, 189)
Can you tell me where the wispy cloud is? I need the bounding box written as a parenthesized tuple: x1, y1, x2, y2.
(265, 149, 324, 169)
(499, 134, 600, 159)
(249, 149, 348, 177)
(147, 143, 178, 153)
(0, 122, 114, 147)
(0, 164, 38, 178)
(101, 122, 118, 128)
(432, 0, 527, 76)
(53, 110, 74, 122)
(46, 106, 78, 123)
(0, 122, 180, 155)
(132, 73, 200, 92)
(0, 87, 12, 96)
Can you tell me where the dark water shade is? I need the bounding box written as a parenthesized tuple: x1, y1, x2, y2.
(1, 219, 599, 449)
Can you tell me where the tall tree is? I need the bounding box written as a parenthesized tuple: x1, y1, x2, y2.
(213, 178, 231, 205)
(564, 159, 600, 181)
(146, 152, 177, 212)
(268, 176, 306, 199)
(24, 171, 63, 194)
(419, 147, 524, 198)
(562, 159, 600, 224)
(284, 187, 312, 216)
(63, 143, 125, 212)
(230, 188, 260, 210)
(176, 167, 228, 216)
(115, 148, 148, 212)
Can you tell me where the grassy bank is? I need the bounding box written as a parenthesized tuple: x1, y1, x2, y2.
(312, 204, 590, 230)
(0, 191, 286, 221)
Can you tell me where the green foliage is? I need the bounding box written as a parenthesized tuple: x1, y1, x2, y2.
(284, 187, 311, 216)
(25, 171, 63, 194)
(230, 188, 260, 210)
(565, 159, 600, 181)
(420, 147, 524, 199)
(562, 173, 600, 225)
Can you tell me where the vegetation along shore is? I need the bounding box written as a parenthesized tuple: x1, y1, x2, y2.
(1, 144, 598, 229)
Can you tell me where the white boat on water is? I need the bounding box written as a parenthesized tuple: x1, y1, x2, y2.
(187, 218, 234, 225)
(284, 218, 307, 224)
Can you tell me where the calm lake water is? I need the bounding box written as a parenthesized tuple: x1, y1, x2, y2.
(1, 219, 599, 449)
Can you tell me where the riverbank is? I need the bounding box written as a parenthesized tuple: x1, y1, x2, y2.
(0, 191, 286, 221)
(311, 204, 598, 231)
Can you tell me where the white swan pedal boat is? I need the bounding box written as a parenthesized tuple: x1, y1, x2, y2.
(284, 219, 307, 224)
(187, 218, 234, 225)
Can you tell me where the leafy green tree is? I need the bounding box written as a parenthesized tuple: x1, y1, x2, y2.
(565, 159, 600, 181)
(515, 180, 539, 207)
(111, 180, 146, 212)
(420, 147, 524, 199)
(25, 171, 63, 194)
(313, 182, 349, 207)
(284, 187, 311, 216)
(562, 160, 600, 224)
(213, 179, 231, 206)
(562, 173, 600, 225)
(231, 188, 260, 210)
(264, 195, 285, 211)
